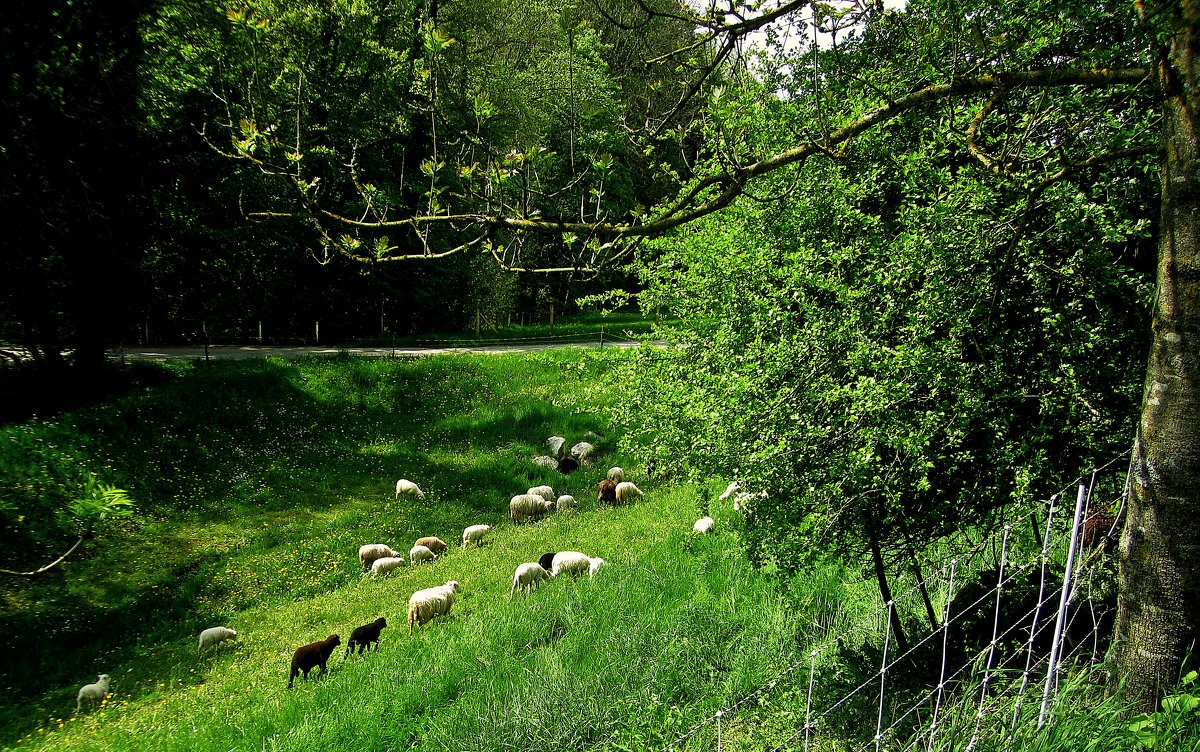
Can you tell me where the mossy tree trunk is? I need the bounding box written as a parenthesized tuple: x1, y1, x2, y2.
(1114, 3, 1200, 712)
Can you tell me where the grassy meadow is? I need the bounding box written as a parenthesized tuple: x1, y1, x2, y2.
(0, 349, 815, 751)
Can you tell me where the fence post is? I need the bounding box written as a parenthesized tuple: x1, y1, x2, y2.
(928, 559, 958, 752)
(805, 650, 818, 752)
(315, 321, 320, 345)
(716, 710, 723, 752)
(1038, 483, 1087, 729)
(876, 600, 894, 752)
(1012, 495, 1062, 735)
(202, 321, 210, 363)
(599, 326, 605, 349)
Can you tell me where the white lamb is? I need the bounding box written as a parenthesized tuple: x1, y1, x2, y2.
(607, 466, 625, 483)
(547, 436, 567, 459)
(510, 493, 555, 523)
(588, 556, 606, 578)
(462, 524, 491, 547)
(395, 478, 427, 500)
(409, 544, 437, 565)
(407, 580, 460, 633)
(734, 490, 767, 513)
(718, 481, 741, 501)
(550, 551, 592, 578)
(414, 536, 449, 555)
(358, 543, 402, 571)
(509, 562, 550, 596)
(526, 485, 555, 501)
(198, 626, 238, 655)
(533, 455, 559, 470)
(556, 494, 577, 510)
(371, 556, 406, 575)
(693, 516, 715, 534)
(615, 481, 644, 503)
(76, 674, 111, 713)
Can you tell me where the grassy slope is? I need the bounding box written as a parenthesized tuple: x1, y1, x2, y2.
(1, 349, 800, 751)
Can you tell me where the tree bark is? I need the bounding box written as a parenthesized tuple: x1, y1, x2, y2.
(1113, 5, 1200, 711)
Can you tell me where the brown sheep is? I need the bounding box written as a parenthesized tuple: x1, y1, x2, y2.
(597, 478, 617, 504)
(288, 634, 340, 688)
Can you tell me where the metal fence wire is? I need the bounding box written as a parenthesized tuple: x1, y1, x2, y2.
(659, 454, 1130, 752)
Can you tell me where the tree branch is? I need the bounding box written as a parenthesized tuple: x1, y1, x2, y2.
(0, 537, 84, 577)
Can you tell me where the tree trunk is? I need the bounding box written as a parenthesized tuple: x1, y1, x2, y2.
(1113, 6, 1200, 711)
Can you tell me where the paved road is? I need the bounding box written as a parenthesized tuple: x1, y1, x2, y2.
(110, 340, 643, 361)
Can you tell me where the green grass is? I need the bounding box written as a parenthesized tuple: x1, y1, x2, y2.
(351, 311, 659, 347)
(0, 349, 804, 751)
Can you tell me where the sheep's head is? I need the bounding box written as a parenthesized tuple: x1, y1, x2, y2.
(447, 581, 461, 592)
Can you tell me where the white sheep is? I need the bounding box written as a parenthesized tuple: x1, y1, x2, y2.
(358, 543, 402, 571)
(550, 551, 592, 578)
(395, 478, 427, 500)
(607, 466, 626, 483)
(371, 556, 406, 575)
(510, 493, 555, 523)
(75, 674, 111, 713)
(526, 485, 555, 502)
(615, 481, 644, 504)
(693, 516, 715, 534)
(547, 436, 567, 459)
(533, 455, 559, 470)
(409, 544, 437, 566)
(408, 580, 461, 634)
(588, 556, 606, 578)
(198, 626, 238, 655)
(556, 494, 577, 510)
(509, 562, 550, 597)
(462, 524, 491, 547)
(734, 490, 767, 513)
(569, 441, 596, 462)
(718, 481, 741, 501)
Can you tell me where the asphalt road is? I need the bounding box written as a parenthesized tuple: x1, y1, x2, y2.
(109, 340, 642, 361)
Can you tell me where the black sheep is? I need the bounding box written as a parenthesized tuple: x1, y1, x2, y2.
(345, 618, 387, 657)
(538, 551, 557, 572)
(288, 634, 340, 688)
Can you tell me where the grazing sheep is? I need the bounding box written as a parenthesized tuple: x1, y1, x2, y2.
(693, 516, 715, 534)
(615, 481, 644, 504)
(547, 436, 567, 460)
(198, 626, 238, 655)
(510, 562, 550, 597)
(395, 478, 427, 500)
(597, 478, 618, 504)
(533, 455, 560, 470)
(538, 551, 558, 571)
(607, 467, 626, 483)
(461, 524, 491, 547)
(550, 551, 592, 578)
(409, 544, 438, 566)
(557, 456, 579, 474)
(718, 482, 741, 501)
(569, 441, 596, 463)
(588, 557, 606, 578)
(75, 674, 111, 713)
(370, 556, 406, 576)
(556, 494, 577, 510)
(510, 493, 555, 523)
(345, 618, 387, 656)
(408, 581, 461, 634)
(733, 490, 767, 513)
(527, 485, 555, 502)
(288, 634, 340, 688)
(359, 543, 402, 571)
(414, 536, 449, 556)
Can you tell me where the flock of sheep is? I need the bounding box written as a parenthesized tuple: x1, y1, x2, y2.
(71, 445, 705, 712)
(70, 436, 761, 714)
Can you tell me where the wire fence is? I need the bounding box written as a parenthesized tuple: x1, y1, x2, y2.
(660, 453, 1130, 752)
